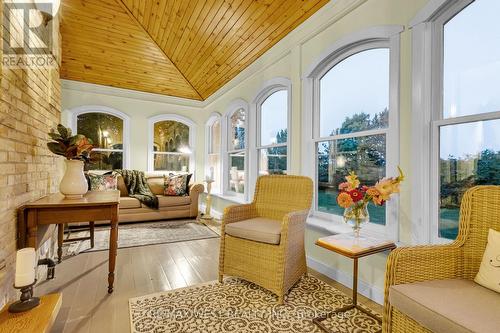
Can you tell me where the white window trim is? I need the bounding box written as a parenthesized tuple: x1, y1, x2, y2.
(250, 77, 292, 196)
(302, 26, 403, 241)
(68, 105, 131, 170)
(147, 114, 196, 174)
(410, 0, 475, 244)
(205, 112, 222, 194)
(222, 99, 249, 201)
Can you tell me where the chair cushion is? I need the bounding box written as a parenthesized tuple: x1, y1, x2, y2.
(389, 279, 500, 333)
(225, 218, 281, 245)
(119, 197, 142, 209)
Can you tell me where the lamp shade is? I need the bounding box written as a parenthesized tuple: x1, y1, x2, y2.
(14, 248, 36, 287)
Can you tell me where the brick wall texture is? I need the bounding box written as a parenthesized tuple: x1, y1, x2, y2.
(0, 3, 62, 308)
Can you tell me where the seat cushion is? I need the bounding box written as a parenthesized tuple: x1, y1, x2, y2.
(389, 279, 500, 333)
(157, 195, 191, 207)
(119, 197, 141, 209)
(225, 217, 281, 245)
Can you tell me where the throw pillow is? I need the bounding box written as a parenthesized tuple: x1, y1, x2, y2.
(88, 173, 118, 191)
(474, 228, 500, 293)
(164, 174, 190, 196)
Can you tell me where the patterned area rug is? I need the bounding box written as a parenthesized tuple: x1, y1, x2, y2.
(129, 276, 382, 333)
(63, 220, 219, 255)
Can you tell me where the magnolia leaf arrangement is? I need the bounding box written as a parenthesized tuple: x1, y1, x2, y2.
(47, 124, 102, 163)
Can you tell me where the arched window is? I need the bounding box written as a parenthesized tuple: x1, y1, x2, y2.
(412, 0, 500, 242)
(206, 113, 221, 193)
(225, 102, 247, 196)
(317, 48, 390, 226)
(70, 106, 130, 171)
(148, 115, 195, 173)
(304, 27, 401, 238)
(255, 81, 290, 176)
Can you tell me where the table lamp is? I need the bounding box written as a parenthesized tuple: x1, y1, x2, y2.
(8, 248, 40, 313)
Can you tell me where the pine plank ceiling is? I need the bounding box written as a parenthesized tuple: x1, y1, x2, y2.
(60, 0, 329, 101)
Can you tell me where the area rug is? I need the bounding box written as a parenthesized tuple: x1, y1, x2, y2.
(129, 276, 382, 333)
(63, 220, 219, 255)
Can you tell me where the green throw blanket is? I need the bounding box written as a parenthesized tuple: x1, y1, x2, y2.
(115, 170, 158, 209)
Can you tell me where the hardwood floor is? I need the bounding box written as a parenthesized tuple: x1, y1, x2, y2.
(37, 237, 382, 332)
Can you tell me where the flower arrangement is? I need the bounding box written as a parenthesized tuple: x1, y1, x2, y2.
(47, 124, 98, 162)
(337, 167, 405, 235)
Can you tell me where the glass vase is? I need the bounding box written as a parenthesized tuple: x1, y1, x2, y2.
(343, 202, 369, 237)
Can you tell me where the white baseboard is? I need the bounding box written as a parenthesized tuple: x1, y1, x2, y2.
(306, 255, 384, 305)
(199, 204, 223, 219)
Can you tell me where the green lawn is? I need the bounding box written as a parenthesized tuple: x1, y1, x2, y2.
(439, 208, 459, 240)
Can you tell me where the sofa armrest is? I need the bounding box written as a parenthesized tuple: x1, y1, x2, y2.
(188, 183, 204, 217)
(383, 244, 463, 332)
(189, 183, 204, 196)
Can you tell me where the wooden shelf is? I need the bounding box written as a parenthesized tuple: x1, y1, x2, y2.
(0, 293, 62, 333)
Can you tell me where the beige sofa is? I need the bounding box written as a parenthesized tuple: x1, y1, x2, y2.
(116, 173, 204, 223)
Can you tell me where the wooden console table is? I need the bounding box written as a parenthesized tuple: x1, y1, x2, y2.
(0, 293, 62, 333)
(18, 191, 120, 293)
(313, 233, 396, 333)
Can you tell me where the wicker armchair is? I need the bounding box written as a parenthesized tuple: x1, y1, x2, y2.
(218, 175, 313, 303)
(383, 186, 500, 332)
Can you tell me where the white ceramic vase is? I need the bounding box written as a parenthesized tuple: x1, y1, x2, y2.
(59, 159, 88, 199)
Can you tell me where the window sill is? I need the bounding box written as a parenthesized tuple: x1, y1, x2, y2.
(210, 192, 248, 205)
(306, 215, 353, 235)
(306, 214, 399, 243)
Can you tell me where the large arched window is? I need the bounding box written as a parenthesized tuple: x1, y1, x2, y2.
(206, 113, 221, 193)
(317, 48, 390, 225)
(304, 27, 401, 238)
(412, 0, 500, 243)
(70, 106, 130, 171)
(224, 100, 248, 197)
(255, 80, 290, 176)
(148, 115, 195, 173)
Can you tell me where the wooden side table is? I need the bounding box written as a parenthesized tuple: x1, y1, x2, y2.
(0, 293, 62, 333)
(18, 191, 120, 293)
(312, 233, 396, 332)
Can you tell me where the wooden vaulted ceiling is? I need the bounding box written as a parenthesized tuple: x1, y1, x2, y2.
(60, 0, 329, 101)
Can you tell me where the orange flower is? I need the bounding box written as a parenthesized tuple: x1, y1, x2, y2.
(337, 192, 354, 208)
(366, 187, 380, 197)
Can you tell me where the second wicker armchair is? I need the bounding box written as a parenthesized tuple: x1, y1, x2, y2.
(218, 175, 313, 304)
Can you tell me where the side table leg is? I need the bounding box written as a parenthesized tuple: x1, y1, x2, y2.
(352, 258, 358, 305)
(108, 206, 118, 293)
(57, 224, 64, 263)
(313, 257, 381, 333)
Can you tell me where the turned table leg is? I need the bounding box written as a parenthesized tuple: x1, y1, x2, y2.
(108, 206, 118, 293)
(57, 224, 64, 263)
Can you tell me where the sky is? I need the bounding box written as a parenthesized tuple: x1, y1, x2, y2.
(319, 48, 389, 137)
(260, 90, 288, 145)
(440, 0, 500, 158)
